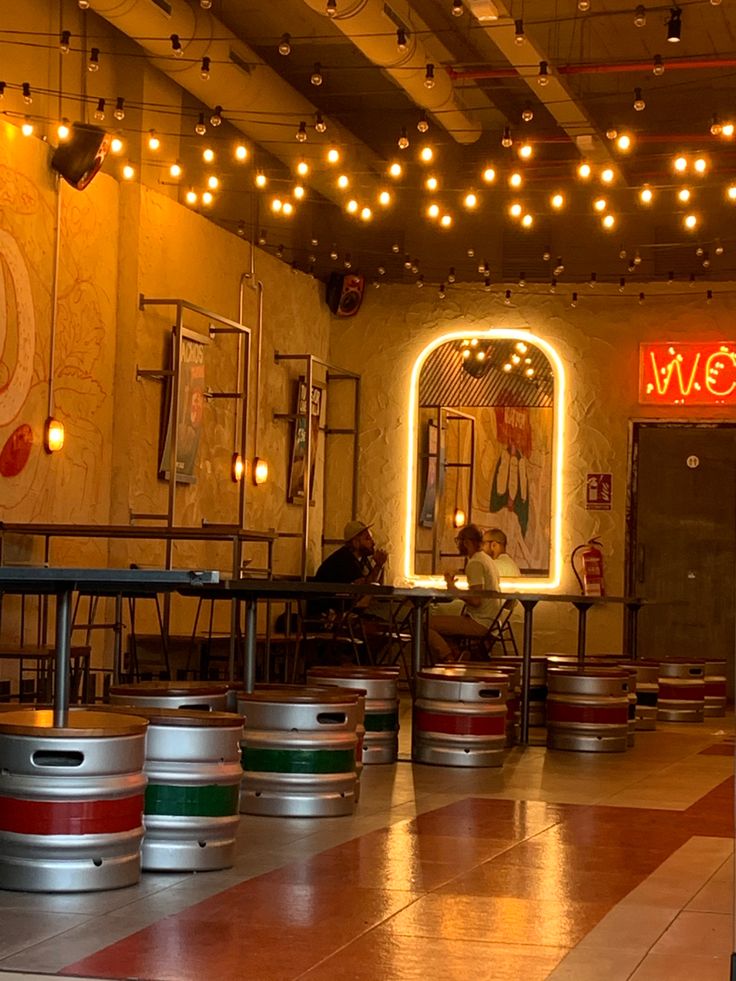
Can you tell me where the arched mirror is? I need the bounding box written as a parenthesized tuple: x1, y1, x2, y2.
(404, 330, 565, 589)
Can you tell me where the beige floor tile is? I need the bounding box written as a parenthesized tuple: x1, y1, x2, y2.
(649, 910, 733, 956)
(547, 944, 646, 980)
(628, 952, 731, 981)
(687, 857, 735, 914)
(576, 904, 679, 951)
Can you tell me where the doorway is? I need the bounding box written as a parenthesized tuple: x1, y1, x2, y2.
(629, 423, 736, 694)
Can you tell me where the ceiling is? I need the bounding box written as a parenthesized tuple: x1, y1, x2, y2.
(86, 1, 736, 288)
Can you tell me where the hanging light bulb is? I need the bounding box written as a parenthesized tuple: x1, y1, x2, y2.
(235, 144, 248, 161)
(114, 97, 125, 121)
(57, 119, 71, 141)
(501, 126, 513, 148)
(22, 82, 32, 105)
(424, 64, 436, 88)
(537, 61, 550, 86)
(78, 0, 90, 8)
(396, 28, 408, 51)
(315, 112, 327, 133)
(122, 161, 136, 181)
(398, 127, 409, 150)
(200, 56, 211, 80)
(633, 87, 646, 111)
(296, 120, 307, 142)
(578, 0, 590, 9)
(521, 103, 534, 123)
(639, 184, 654, 203)
(195, 113, 207, 136)
(570, 292, 578, 308)
(634, 4, 646, 26)
(94, 98, 106, 121)
(169, 161, 182, 178)
(147, 130, 160, 151)
(200, 0, 212, 6)
(518, 272, 526, 287)
(666, 7, 682, 42)
(482, 165, 496, 182)
(617, 133, 632, 151)
(170, 33, 183, 57)
(653, 54, 665, 75)
(87, 47, 100, 71)
(417, 111, 429, 133)
(210, 105, 223, 126)
(60, 30, 71, 53)
(452, 0, 464, 15)
(279, 33, 291, 55)
(21, 118, 34, 137)
(514, 19, 525, 44)
(311, 62, 323, 85)
(438, 283, 446, 299)
(327, 0, 337, 15)
(110, 136, 124, 154)
(518, 142, 533, 160)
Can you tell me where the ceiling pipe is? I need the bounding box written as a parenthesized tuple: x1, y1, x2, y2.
(448, 55, 736, 80)
(85, 0, 384, 201)
(297, 0, 481, 145)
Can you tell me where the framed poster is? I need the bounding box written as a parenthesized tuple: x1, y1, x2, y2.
(287, 378, 323, 503)
(159, 326, 209, 484)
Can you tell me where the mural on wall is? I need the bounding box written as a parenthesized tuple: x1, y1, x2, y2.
(0, 137, 114, 523)
(478, 405, 553, 573)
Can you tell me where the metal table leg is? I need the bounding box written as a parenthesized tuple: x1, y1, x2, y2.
(572, 600, 592, 666)
(519, 598, 538, 745)
(53, 588, 72, 728)
(411, 602, 424, 687)
(243, 598, 257, 693)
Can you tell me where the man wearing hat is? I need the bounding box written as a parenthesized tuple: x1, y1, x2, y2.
(315, 519, 388, 586)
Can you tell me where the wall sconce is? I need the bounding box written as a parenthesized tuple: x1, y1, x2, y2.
(453, 507, 466, 528)
(253, 457, 269, 485)
(44, 417, 65, 453)
(231, 452, 244, 482)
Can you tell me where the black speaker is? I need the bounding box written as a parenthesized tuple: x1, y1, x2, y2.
(326, 272, 365, 317)
(51, 123, 111, 190)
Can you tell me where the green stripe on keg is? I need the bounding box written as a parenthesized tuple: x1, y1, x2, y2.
(242, 747, 356, 774)
(145, 783, 240, 817)
(364, 711, 399, 733)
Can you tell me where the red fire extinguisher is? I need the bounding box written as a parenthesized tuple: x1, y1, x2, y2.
(571, 538, 606, 596)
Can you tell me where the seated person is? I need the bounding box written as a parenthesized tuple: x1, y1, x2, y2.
(427, 523, 501, 662)
(482, 528, 521, 576)
(315, 519, 388, 586)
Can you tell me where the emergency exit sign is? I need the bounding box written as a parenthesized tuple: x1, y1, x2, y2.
(639, 341, 736, 405)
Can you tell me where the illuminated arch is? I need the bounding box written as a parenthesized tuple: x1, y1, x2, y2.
(404, 328, 566, 590)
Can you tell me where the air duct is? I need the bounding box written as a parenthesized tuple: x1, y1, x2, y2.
(298, 0, 481, 145)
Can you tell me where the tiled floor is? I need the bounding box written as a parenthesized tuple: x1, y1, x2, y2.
(0, 704, 733, 981)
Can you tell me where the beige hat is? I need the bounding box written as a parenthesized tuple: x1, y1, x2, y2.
(344, 519, 372, 542)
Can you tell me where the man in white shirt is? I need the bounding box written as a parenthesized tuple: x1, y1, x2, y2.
(427, 524, 501, 661)
(482, 528, 521, 577)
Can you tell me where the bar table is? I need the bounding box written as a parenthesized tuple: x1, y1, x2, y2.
(0, 568, 219, 726)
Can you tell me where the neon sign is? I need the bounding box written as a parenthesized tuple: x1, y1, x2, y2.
(639, 342, 736, 405)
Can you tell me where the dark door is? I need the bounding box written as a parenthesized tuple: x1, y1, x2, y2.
(631, 424, 736, 692)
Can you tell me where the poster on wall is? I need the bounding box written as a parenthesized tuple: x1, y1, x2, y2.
(287, 378, 323, 503)
(419, 419, 444, 527)
(159, 327, 209, 484)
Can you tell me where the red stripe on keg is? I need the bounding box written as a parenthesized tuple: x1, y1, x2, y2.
(547, 703, 627, 724)
(658, 684, 704, 702)
(414, 709, 505, 736)
(704, 682, 727, 696)
(0, 794, 144, 836)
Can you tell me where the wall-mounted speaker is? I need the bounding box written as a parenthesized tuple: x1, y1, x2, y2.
(51, 123, 111, 190)
(326, 272, 365, 317)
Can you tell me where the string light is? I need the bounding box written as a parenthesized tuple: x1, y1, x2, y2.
(94, 98, 105, 121)
(22, 82, 31, 104)
(327, 0, 337, 15)
(200, 56, 211, 80)
(57, 119, 71, 141)
(147, 129, 160, 151)
(114, 97, 125, 121)
(278, 33, 291, 55)
(666, 7, 682, 43)
(521, 103, 533, 122)
(396, 28, 407, 51)
(398, 127, 409, 149)
(634, 4, 646, 27)
(417, 111, 429, 133)
(195, 113, 206, 136)
(170, 33, 183, 57)
(424, 64, 436, 88)
(514, 19, 525, 43)
(633, 87, 645, 111)
(653, 54, 665, 75)
(60, 30, 71, 53)
(202, 147, 215, 163)
(310, 62, 323, 86)
(315, 112, 327, 133)
(88, 47, 100, 71)
(452, 0, 464, 15)
(501, 126, 513, 148)
(210, 105, 223, 126)
(296, 120, 307, 142)
(537, 61, 550, 86)
(235, 144, 248, 161)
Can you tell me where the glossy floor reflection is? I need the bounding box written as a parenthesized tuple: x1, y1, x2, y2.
(0, 707, 732, 981)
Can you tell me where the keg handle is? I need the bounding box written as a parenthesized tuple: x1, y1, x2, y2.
(178, 703, 213, 711)
(478, 689, 502, 699)
(316, 712, 347, 725)
(32, 750, 84, 767)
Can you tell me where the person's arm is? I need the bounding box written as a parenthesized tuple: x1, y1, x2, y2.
(354, 548, 388, 585)
(460, 556, 500, 608)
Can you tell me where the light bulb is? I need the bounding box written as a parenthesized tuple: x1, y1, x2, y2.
(653, 54, 665, 75)
(195, 113, 207, 136)
(148, 130, 160, 151)
(674, 155, 687, 172)
(482, 166, 496, 183)
(170, 33, 183, 57)
(634, 4, 646, 26)
(550, 193, 564, 209)
(114, 97, 125, 121)
(279, 33, 291, 56)
(360, 207, 372, 221)
(201, 190, 214, 206)
(420, 145, 433, 162)
(424, 63, 435, 89)
(207, 175, 219, 190)
(464, 192, 477, 209)
(169, 162, 182, 178)
(293, 185, 305, 200)
(94, 98, 106, 121)
(639, 185, 653, 204)
(521, 213, 533, 227)
(396, 28, 407, 50)
(22, 83, 32, 105)
(253, 457, 269, 485)
(44, 418, 65, 453)
(521, 103, 533, 122)
(235, 144, 248, 161)
(537, 61, 549, 86)
(398, 127, 409, 150)
(452, 0, 464, 16)
(417, 111, 429, 133)
(57, 119, 71, 141)
(231, 453, 244, 483)
(440, 214, 452, 227)
(210, 106, 223, 126)
(578, 161, 592, 179)
(617, 133, 632, 151)
(337, 174, 349, 189)
(296, 121, 307, 142)
(327, 0, 337, 15)
(327, 147, 340, 164)
(255, 172, 267, 188)
(21, 119, 34, 137)
(518, 142, 533, 159)
(311, 63, 323, 86)
(88, 47, 100, 71)
(378, 190, 391, 206)
(515, 19, 525, 44)
(633, 87, 645, 111)
(501, 126, 513, 148)
(389, 162, 402, 178)
(122, 162, 135, 181)
(110, 136, 124, 154)
(200, 56, 211, 80)
(315, 112, 327, 133)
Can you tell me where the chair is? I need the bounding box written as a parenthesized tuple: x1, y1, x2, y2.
(457, 599, 519, 659)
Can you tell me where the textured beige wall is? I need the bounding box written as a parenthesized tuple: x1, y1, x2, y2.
(329, 283, 736, 654)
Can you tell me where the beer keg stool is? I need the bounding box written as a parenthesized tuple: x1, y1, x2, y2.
(98, 707, 244, 871)
(704, 659, 728, 717)
(546, 668, 630, 753)
(450, 662, 520, 747)
(412, 668, 508, 767)
(480, 655, 547, 727)
(238, 688, 359, 817)
(306, 667, 399, 764)
(657, 660, 705, 722)
(109, 681, 228, 712)
(618, 661, 658, 730)
(0, 709, 147, 892)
